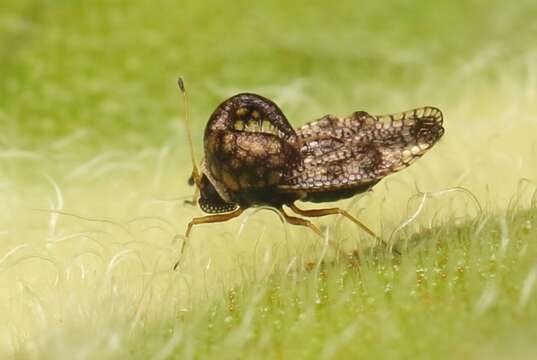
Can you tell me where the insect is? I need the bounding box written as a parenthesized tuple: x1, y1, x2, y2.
(176, 78, 444, 259)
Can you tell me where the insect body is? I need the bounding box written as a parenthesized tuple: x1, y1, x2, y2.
(178, 79, 444, 248)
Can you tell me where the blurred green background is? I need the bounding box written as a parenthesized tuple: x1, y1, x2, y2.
(1, 0, 537, 358)
(2, 0, 536, 149)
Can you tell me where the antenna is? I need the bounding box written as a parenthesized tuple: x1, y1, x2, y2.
(177, 77, 201, 189)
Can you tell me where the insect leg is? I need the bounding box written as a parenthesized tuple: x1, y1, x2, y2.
(278, 206, 323, 237)
(185, 207, 245, 238)
(174, 207, 245, 270)
(288, 203, 390, 248)
(183, 174, 200, 206)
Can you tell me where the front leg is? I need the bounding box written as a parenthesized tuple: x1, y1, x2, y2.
(174, 207, 245, 270)
(185, 207, 245, 238)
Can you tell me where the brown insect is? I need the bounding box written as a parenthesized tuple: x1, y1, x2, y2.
(176, 78, 444, 258)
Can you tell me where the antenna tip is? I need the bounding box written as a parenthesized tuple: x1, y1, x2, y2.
(177, 77, 185, 92)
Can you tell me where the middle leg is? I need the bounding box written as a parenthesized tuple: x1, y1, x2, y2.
(278, 206, 323, 237)
(288, 203, 388, 247)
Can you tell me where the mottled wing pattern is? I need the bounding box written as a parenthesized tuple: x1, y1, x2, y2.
(279, 107, 444, 191)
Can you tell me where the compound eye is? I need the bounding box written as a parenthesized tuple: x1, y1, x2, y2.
(197, 174, 238, 214)
(199, 196, 238, 214)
